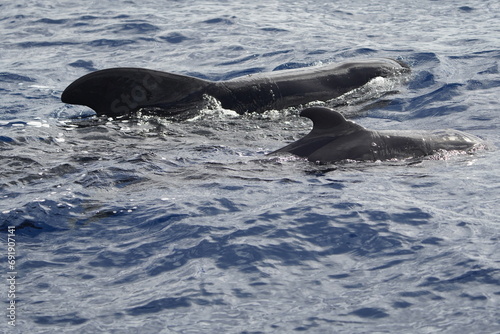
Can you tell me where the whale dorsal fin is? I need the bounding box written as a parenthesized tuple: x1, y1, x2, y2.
(61, 68, 211, 118)
(300, 107, 364, 136)
(269, 107, 365, 157)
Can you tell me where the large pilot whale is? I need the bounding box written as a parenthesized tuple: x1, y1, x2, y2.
(61, 58, 409, 118)
(271, 107, 482, 164)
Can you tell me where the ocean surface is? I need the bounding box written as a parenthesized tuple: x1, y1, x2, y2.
(1, 0, 499, 333)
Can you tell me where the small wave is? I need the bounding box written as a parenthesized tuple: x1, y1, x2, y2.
(218, 55, 260, 67)
(68, 60, 98, 71)
(466, 79, 500, 90)
(36, 18, 68, 24)
(203, 17, 235, 25)
(405, 52, 440, 67)
(17, 41, 78, 48)
(408, 71, 436, 90)
(0, 72, 35, 83)
(272, 62, 309, 71)
(337, 48, 378, 58)
(0, 136, 14, 143)
(407, 83, 467, 118)
(159, 32, 191, 44)
(87, 39, 136, 47)
(112, 22, 160, 34)
(126, 297, 191, 315)
(260, 27, 289, 33)
(458, 6, 475, 12)
(350, 307, 390, 319)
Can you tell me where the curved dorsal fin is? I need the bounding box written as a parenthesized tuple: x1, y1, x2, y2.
(269, 107, 366, 157)
(61, 68, 211, 117)
(300, 107, 364, 135)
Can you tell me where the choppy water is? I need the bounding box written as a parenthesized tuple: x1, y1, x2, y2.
(1, 0, 500, 333)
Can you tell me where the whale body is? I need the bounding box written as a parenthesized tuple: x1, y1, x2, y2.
(61, 58, 409, 118)
(271, 107, 482, 164)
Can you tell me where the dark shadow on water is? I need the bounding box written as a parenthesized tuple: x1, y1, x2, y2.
(363, 207, 431, 225)
(349, 307, 390, 319)
(126, 297, 191, 316)
(420, 269, 500, 290)
(33, 313, 88, 325)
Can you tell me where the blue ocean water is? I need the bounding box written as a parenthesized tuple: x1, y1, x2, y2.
(1, 0, 499, 333)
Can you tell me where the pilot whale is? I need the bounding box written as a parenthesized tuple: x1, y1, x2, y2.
(61, 58, 409, 118)
(271, 107, 482, 164)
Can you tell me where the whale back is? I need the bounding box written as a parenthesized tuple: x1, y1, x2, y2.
(61, 59, 410, 117)
(218, 58, 410, 113)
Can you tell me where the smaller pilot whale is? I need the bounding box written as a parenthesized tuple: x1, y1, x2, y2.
(270, 107, 482, 164)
